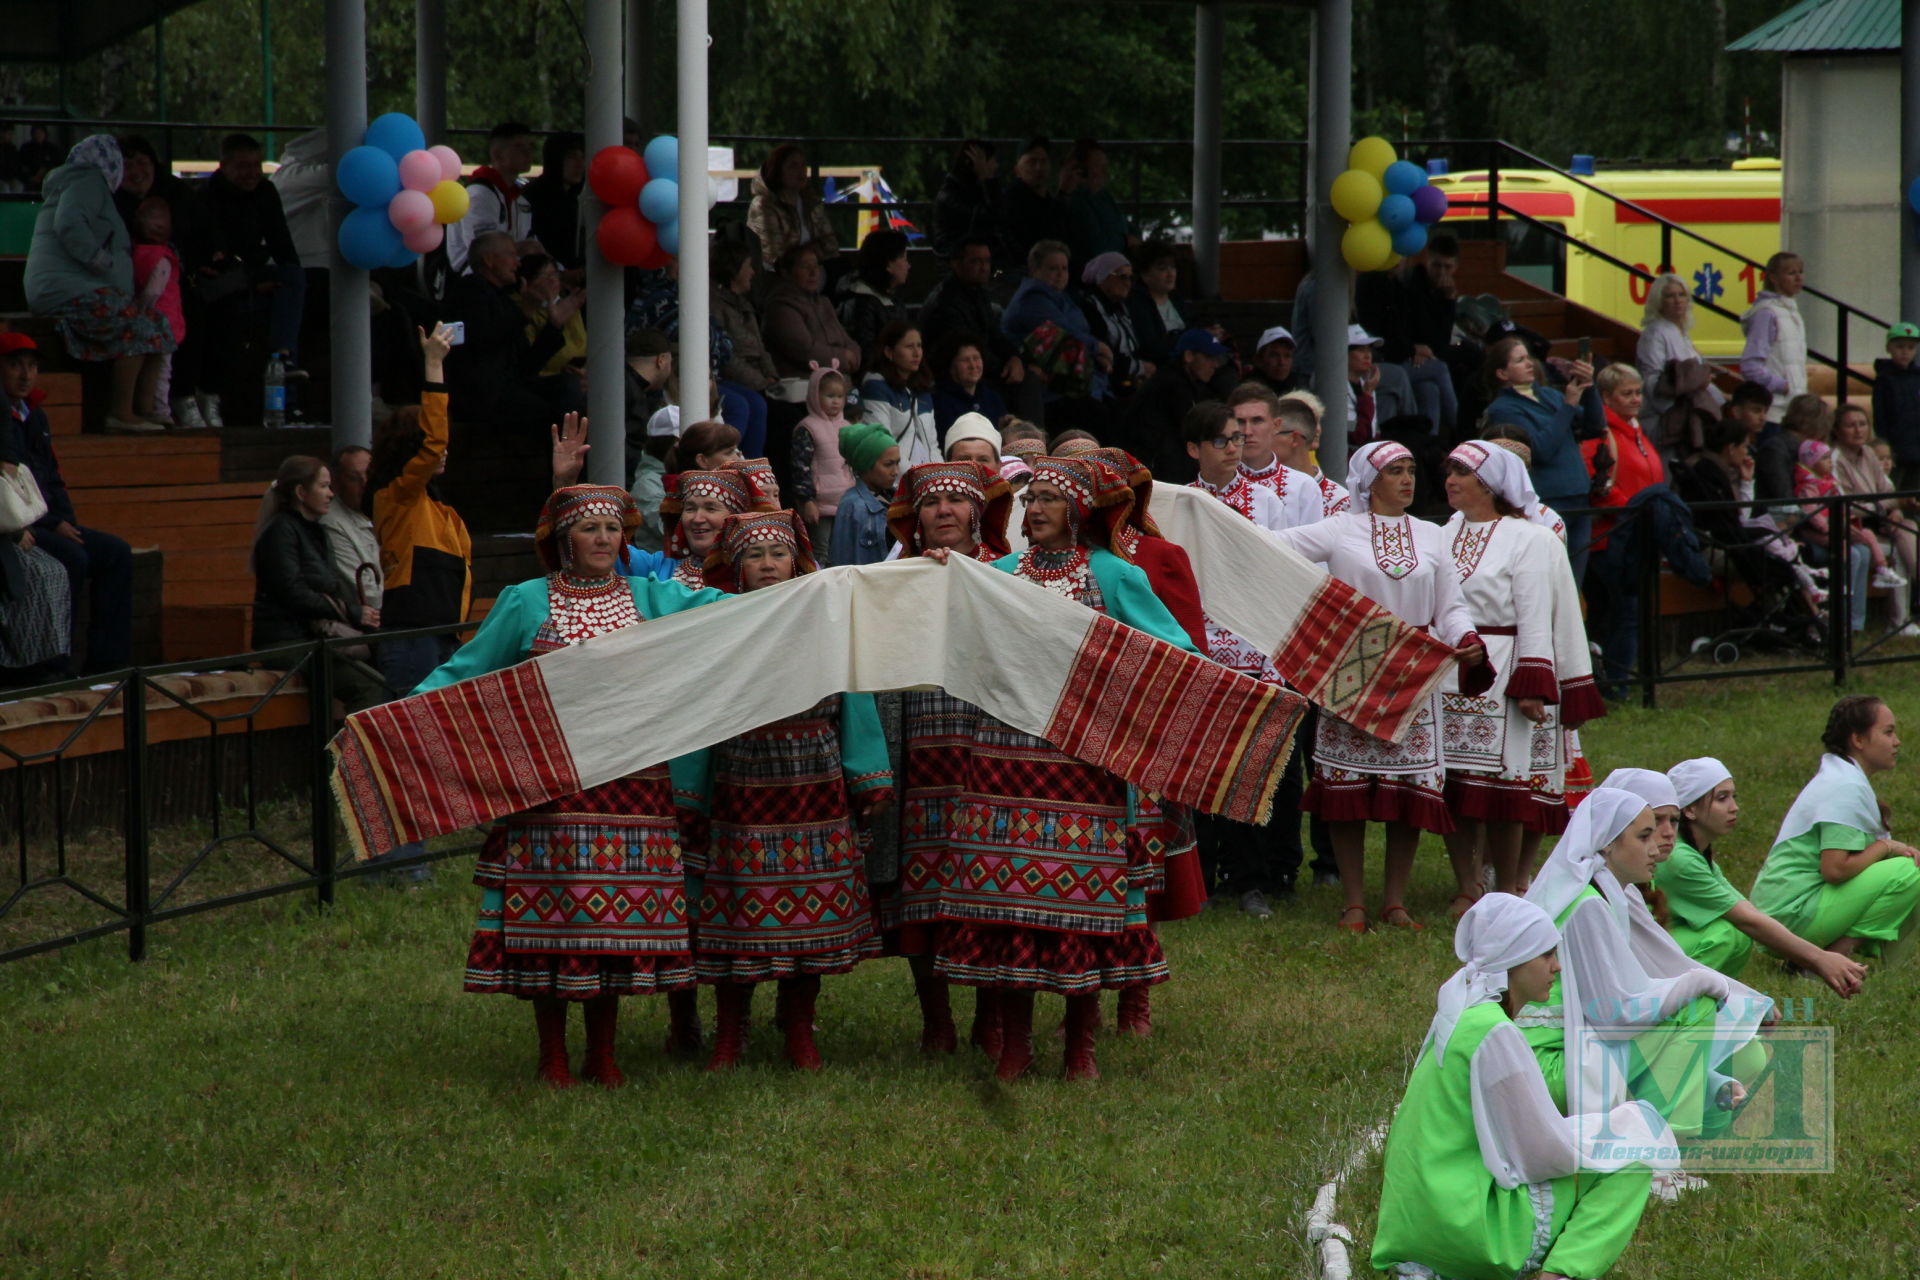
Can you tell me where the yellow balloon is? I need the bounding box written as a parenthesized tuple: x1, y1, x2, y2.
(1347, 136, 1398, 180)
(1330, 169, 1384, 224)
(430, 179, 470, 225)
(1342, 219, 1394, 272)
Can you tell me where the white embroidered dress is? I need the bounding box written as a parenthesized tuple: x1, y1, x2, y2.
(1235, 457, 1326, 530)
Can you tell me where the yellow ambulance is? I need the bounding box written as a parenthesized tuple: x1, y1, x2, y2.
(1430, 160, 1782, 356)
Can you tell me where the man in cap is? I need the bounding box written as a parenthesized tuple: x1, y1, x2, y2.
(1119, 329, 1239, 485)
(1245, 326, 1300, 397)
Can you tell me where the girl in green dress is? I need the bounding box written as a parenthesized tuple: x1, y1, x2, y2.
(1373, 893, 1677, 1280)
(1750, 696, 1920, 963)
(1520, 788, 1770, 1163)
(1664, 757, 1866, 995)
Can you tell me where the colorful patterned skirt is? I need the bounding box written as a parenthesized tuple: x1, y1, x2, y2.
(1440, 693, 1570, 834)
(463, 767, 697, 999)
(694, 699, 881, 982)
(1303, 697, 1453, 833)
(934, 716, 1168, 995)
(888, 690, 984, 949)
(41, 285, 178, 362)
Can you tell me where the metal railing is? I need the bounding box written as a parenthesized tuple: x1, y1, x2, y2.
(0, 623, 480, 966)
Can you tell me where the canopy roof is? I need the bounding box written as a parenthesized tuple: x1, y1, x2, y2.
(0, 0, 203, 65)
(1728, 0, 1899, 54)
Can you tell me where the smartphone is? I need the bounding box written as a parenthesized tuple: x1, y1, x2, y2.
(445, 321, 466, 346)
(1577, 336, 1592, 363)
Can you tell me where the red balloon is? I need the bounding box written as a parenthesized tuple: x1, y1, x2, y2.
(637, 243, 673, 270)
(588, 146, 649, 209)
(597, 207, 658, 267)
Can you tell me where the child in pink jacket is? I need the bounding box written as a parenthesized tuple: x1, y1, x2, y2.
(789, 361, 855, 553)
(130, 197, 186, 428)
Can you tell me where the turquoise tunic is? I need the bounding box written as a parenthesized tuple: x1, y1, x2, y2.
(1660, 839, 1754, 979)
(1373, 1002, 1653, 1280)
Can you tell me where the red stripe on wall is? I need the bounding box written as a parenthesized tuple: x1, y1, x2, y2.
(1441, 192, 1577, 220)
(1613, 198, 1780, 225)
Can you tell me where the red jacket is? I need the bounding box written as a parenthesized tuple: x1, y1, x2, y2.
(1581, 408, 1666, 550)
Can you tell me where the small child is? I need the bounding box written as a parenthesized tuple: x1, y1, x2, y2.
(1872, 322, 1920, 491)
(1796, 439, 1902, 588)
(828, 421, 900, 568)
(129, 197, 185, 427)
(1873, 437, 1896, 479)
(790, 362, 852, 551)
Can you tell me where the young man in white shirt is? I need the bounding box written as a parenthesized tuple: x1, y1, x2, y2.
(1216, 385, 1323, 529)
(1272, 394, 1352, 516)
(1184, 400, 1300, 532)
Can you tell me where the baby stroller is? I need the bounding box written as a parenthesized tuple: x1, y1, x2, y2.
(1672, 466, 1827, 666)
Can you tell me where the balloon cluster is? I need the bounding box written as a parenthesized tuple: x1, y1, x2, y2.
(590, 135, 716, 267)
(336, 112, 468, 270)
(1331, 136, 1449, 273)
(1909, 174, 1920, 219)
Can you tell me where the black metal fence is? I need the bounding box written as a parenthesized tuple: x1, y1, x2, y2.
(0, 623, 479, 967)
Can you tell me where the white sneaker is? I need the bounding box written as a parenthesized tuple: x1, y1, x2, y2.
(1894, 621, 1920, 639)
(197, 392, 225, 428)
(172, 397, 207, 429)
(1872, 567, 1908, 589)
(103, 415, 163, 433)
(1650, 1170, 1710, 1201)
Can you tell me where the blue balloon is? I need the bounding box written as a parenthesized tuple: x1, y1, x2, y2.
(337, 145, 401, 207)
(339, 205, 404, 270)
(657, 219, 681, 256)
(386, 243, 419, 270)
(1909, 174, 1920, 217)
(365, 112, 427, 162)
(643, 135, 679, 180)
(1382, 160, 1427, 197)
(1378, 194, 1416, 233)
(639, 177, 680, 224)
(1390, 221, 1429, 258)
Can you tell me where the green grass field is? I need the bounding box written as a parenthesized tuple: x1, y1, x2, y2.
(6, 668, 1920, 1278)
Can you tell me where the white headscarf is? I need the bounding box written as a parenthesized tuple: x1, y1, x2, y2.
(1527, 786, 1652, 925)
(1598, 767, 1680, 812)
(1424, 893, 1560, 1059)
(1772, 753, 1887, 849)
(1345, 440, 1412, 504)
(1667, 757, 1732, 810)
(65, 134, 124, 193)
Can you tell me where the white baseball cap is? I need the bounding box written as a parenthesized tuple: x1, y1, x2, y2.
(646, 405, 681, 438)
(1346, 324, 1384, 348)
(1256, 325, 1295, 352)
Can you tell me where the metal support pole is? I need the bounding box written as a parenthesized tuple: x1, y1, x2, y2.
(123, 673, 149, 962)
(1829, 493, 1850, 687)
(154, 18, 169, 122)
(1191, 0, 1225, 299)
(1308, 0, 1353, 483)
(309, 645, 337, 908)
(626, 0, 652, 137)
(326, 0, 372, 451)
(261, 0, 277, 161)
(1903, 0, 1920, 324)
(415, 0, 448, 145)
(585, 0, 627, 487)
(676, 0, 711, 430)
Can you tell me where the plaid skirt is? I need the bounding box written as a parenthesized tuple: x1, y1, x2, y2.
(43, 285, 177, 362)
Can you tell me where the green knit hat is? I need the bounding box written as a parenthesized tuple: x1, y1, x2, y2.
(838, 421, 897, 474)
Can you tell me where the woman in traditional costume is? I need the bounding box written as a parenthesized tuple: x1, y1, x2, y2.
(414, 486, 726, 1086)
(1663, 757, 1867, 994)
(1520, 788, 1769, 1164)
(1750, 695, 1920, 964)
(693, 510, 894, 1071)
(882, 460, 1016, 1055)
(1372, 893, 1676, 1280)
(1273, 440, 1488, 932)
(935, 455, 1199, 1082)
(1439, 441, 1604, 899)
(657, 462, 778, 589)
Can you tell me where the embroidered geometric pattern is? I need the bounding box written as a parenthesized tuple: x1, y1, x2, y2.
(934, 920, 1170, 994)
(894, 689, 985, 926)
(1451, 519, 1498, 579)
(1270, 578, 1458, 746)
(1370, 514, 1419, 579)
(1192, 474, 1258, 521)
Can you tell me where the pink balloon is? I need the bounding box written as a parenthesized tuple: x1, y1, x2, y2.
(388, 188, 436, 233)
(429, 144, 462, 184)
(398, 149, 442, 193)
(402, 222, 444, 254)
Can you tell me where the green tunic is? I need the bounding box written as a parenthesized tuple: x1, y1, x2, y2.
(1660, 839, 1754, 979)
(1373, 1002, 1652, 1280)
(1751, 821, 1920, 951)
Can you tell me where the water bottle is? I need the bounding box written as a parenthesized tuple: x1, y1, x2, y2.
(263, 351, 287, 428)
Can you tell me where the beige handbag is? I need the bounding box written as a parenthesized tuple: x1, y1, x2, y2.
(0, 462, 47, 534)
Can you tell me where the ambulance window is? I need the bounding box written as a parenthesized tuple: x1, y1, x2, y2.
(1502, 221, 1567, 294)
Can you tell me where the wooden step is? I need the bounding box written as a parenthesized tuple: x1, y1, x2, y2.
(84, 495, 264, 539)
(38, 371, 81, 405)
(160, 548, 252, 582)
(61, 450, 224, 489)
(54, 435, 222, 457)
(165, 578, 255, 607)
(116, 519, 258, 552)
(161, 604, 253, 663)
(70, 480, 267, 505)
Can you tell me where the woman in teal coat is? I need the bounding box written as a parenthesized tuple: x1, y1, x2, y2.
(1373, 892, 1675, 1279)
(415, 485, 726, 1088)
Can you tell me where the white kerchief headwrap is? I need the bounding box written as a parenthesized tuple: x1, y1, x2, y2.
(1527, 786, 1653, 925)
(1346, 440, 1412, 504)
(1773, 753, 1888, 849)
(1424, 893, 1560, 1059)
(1449, 440, 1536, 516)
(1667, 757, 1732, 810)
(1598, 767, 1680, 812)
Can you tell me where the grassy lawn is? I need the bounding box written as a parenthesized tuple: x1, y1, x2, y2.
(6, 666, 1920, 1277)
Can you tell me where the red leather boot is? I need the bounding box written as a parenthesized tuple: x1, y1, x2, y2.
(1063, 993, 1101, 1082)
(781, 975, 824, 1071)
(1116, 984, 1152, 1037)
(664, 988, 703, 1057)
(969, 986, 1003, 1059)
(581, 994, 624, 1087)
(994, 989, 1036, 1082)
(705, 982, 753, 1072)
(912, 957, 957, 1054)
(533, 996, 576, 1088)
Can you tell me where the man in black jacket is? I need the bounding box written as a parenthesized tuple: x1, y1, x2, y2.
(443, 231, 581, 432)
(1117, 330, 1238, 484)
(202, 133, 304, 359)
(917, 236, 1026, 388)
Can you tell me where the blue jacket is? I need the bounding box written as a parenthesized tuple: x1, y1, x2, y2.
(828, 476, 892, 567)
(1483, 383, 1605, 505)
(1002, 276, 1108, 400)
